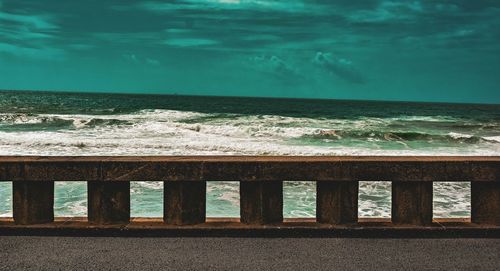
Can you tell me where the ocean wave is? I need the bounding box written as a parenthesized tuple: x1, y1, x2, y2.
(0, 109, 499, 156)
(72, 118, 132, 128)
(304, 129, 498, 144)
(0, 114, 74, 130)
(388, 115, 460, 122)
(0, 113, 134, 130)
(482, 136, 500, 143)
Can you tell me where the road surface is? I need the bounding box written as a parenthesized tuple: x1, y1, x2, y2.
(0, 236, 499, 270)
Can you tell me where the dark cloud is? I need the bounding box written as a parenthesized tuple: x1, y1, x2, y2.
(3, 0, 499, 54)
(0, 5, 65, 59)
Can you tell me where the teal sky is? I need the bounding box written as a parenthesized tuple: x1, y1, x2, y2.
(1, 0, 499, 103)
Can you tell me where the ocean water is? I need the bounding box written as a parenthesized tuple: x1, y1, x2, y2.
(1, 90, 500, 218)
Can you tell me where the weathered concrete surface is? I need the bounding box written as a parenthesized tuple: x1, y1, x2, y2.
(1, 218, 500, 238)
(392, 182, 433, 225)
(13, 181, 54, 225)
(0, 236, 498, 270)
(240, 181, 283, 224)
(0, 156, 499, 181)
(317, 181, 359, 224)
(1, 156, 498, 228)
(164, 181, 206, 225)
(88, 181, 130, 225)
(472, 182, 500, 225)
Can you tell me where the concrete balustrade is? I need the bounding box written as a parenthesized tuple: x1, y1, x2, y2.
(0, 156, 499, 236)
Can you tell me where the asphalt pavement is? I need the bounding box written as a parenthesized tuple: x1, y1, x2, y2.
(0, 236, 499, 270)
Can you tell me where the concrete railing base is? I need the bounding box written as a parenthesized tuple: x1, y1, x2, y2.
(1, 218, 499, 238)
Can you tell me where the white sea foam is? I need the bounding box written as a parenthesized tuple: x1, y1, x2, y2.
(448, 132, 473, 139)
(390, 115, 459, 122)
(1, 109, 499, 156)
(483, 136, 500, 143)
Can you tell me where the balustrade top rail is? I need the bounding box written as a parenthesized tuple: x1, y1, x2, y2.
(0, 156, 499, 182)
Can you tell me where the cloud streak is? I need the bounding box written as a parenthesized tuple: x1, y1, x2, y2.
(135, 0, 321, 13)
(164, 38, 219, 47)
(0, 8, 64, 59)
(0, 11, 58, 30)
(313, 52, 366, 84)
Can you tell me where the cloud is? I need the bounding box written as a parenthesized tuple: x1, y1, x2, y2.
(165, 28, 192, 34)
(123, 54, 161, 66)
(313, 52, 366, 84)
(348, 1, 423, 23)
(92, 32, 161, 44)
(123, 53, 139, 62)
(0, 10, 59, 41)
(0, 42, 65, 60)
(241, 34, 281, 42)
(0, 9, 64, 59)
(0, 11, 58, 30)
(164, 38, 219, 47)
(247, 55, 303, 81)
(2, 0, 500, 63)
(67, 43, 95, 50)
(111, 0, 500, 54)
(135, 0, 320, 13)
(146, 58, 161, 65)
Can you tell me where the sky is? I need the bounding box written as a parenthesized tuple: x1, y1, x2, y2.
(0, 0, 499, 103)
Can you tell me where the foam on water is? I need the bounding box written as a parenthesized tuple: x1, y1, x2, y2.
(0, 110, 499, 156)
(483, 136, 500, 143)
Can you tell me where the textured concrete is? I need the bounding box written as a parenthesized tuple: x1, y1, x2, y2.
(1, 156, 499, 182)
(0, 237, 499, 270)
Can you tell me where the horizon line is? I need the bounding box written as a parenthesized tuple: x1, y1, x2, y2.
(1, 88, 499, 107)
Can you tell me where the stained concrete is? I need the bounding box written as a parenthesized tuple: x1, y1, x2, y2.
(0, 236, 499, 270)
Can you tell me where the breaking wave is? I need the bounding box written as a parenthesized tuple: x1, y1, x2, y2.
(304, 130, 500, 144)
(0, 109, 499, 156)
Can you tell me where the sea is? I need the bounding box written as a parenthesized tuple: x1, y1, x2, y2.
(1, 90, 500, 218)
